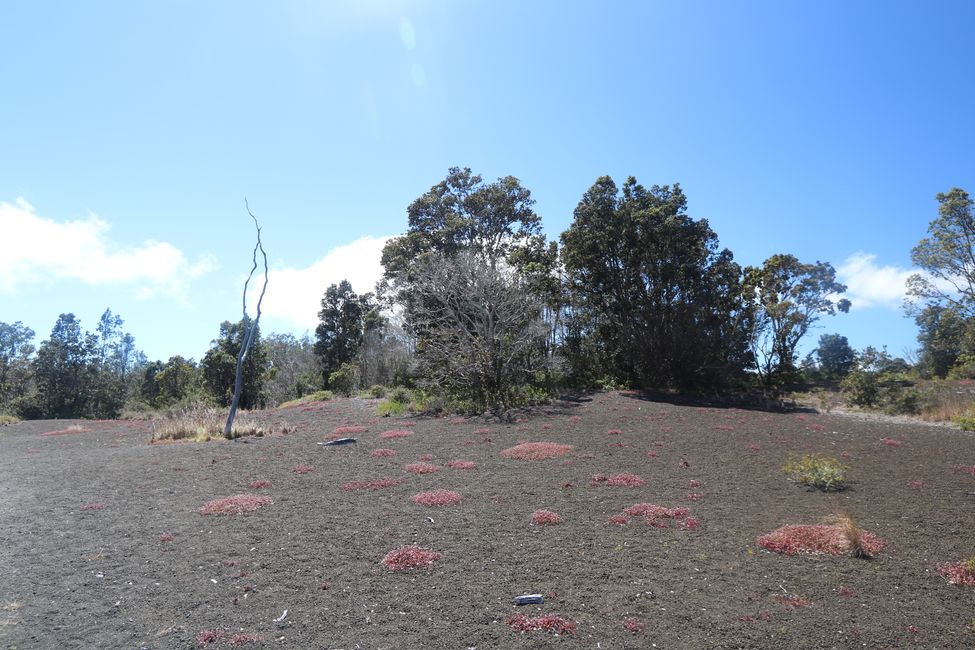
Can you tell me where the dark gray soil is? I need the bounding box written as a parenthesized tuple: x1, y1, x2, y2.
(1, 391, 974, 649)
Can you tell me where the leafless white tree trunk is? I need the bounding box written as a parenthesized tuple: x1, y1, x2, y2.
(224, 201, 268, 435)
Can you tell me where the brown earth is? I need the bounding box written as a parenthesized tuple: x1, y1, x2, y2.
(1, 391, 974, 649)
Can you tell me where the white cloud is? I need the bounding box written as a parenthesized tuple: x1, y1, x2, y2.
(0, 198, 216, 298)
(836, 252, 915, 309)
(253, 235, 395, 329)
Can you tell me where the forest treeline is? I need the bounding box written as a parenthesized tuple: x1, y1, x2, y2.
(1, 172, 972, 419)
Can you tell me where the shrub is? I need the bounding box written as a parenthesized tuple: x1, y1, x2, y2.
(953, 411, 975, 431)
(367, 384, 387, 399)
(757, 521, 886, 557)
(783, 454, 847, 491)
(198, 494, 272, 516)
(0, 413, 19, 426)
(506, 613, 577, 635)
(389, 386, 413, 404)
(197, 629, 227, 645)
(342, 477, 404, 492)
(370, 448, 397, 458)
(376, 400, 407, 417)
(248, 480, 272, 489)
(382, 544, 441, 571)
(937, 558, 975, 587)
(329, 362, 360, 397)
(411, 489, 463, 506)
(841, 370, 880, 407)
(447, 459, 476, 470)
(622, 503, 692, 528)
(405, 462, 440, 474)
(279, 390, 334, 408)
(500, 442, 574, 461)
(531, 509, 563, 525)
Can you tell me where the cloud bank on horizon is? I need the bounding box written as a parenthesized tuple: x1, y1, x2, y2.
(0, 198, 216, 300)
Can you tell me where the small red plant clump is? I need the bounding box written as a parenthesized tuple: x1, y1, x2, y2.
(411, 489, 463, 506)
(909, 479, 924, 489)
(532, 509, 563, 525)
(568, 415, 582, 423)
(607, 428, 623, 435)
(370, 448, 397, 458)
(199, 494, 272, 516)
(590, 473, 645, 487)
(646, 451, 658, 459)
(689, 479, 702, 488)
(341, 477, 404, 492)
(159, 533, 175, 542)
(937, 559, 975, 587)
(405, 462, 440, 474)
(333, 425, 368, 435)
(382, 544, 441, 571)
(686, 493, 703, 501)
(197, 629, 227, 645)
(248, 480, 272, 489)
(622, 617, 645, 633)
(80, 503, 106, 511)
(621, 503, 693, 528)
(447, 459, 476, 469)
(608, 515, 629, 525)
(292, 464, 314, 474)
(506, 613, 578, 635)
(955, 465, 975, 476)
(677, 517, 701, 530)
(881, 437, 902, 447)
(776, 594, 811, 609)
(757, 524, 886, 556)
(501, 442, 574, 461)
(748, 444, 762, 452)
(230, 634, 264, 646)
(417, 453, 434, 461)
(380, 429, 413, 439)
(837, 586, 856, 597)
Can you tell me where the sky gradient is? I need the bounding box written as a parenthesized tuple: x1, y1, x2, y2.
(2, 1, 973, 363)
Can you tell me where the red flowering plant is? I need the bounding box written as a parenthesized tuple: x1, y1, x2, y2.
(198, 495, 272, 516)
(501, 442, 574, 460)
(506, 613, 577, 635)
(382, 545, 441, 571)
(411, 489, 463, 506)
(937, 558, 975, 587)
(531, 509, 563, 525)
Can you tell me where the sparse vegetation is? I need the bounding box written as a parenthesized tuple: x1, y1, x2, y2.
(783, 453, 848, 491)
(279, 390, 334, 408)
(0, 413, 19, 425)
(149, 403, 284, 442)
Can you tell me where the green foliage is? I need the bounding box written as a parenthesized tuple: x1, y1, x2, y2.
(0, 321, 36, 415)
(0, 413, 19, 425)
(815, 333, 855, 379)
(376, 399, 408, 416)
(200, 318, 270, 409)
(367, 384, 387, 399)
(279, 390, 334, 408)
(142, 355, 202, 408)
(388, 386, 413, 404)
(783, 454, 848, 491)
(328, 362, 360, 397)
(314, 280, 376, 389)
(745, 255, 850, 391)
(560, 176, 751, 390)
(882, 388, 922, 416)
(953, 409, 975, 431)
(841, 370, 881, 407)
(263, 332, 321, 405)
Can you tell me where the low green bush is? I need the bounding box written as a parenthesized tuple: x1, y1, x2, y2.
(0, 413, 19, 426)
(376, 400, 407, 417)
(783, 453, 848, 491)
(279, 390, 334, 408)
(367, 384, 387, 399)
(328, 363, 359, 397)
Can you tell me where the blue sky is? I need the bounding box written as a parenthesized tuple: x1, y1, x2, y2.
(2, 1, 973, 364)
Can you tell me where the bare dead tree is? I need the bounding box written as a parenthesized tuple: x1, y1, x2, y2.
(409, 251, 549, 415)
(224, 201, 269, 435)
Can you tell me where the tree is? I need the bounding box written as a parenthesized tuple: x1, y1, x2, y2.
(744, 255, 851, 390)
(0, 321, 36, 413)
(907, 188, 975, 316)
(201, 319, 270, 410)
(409, 252, 549, 414)
(32, 314, 95, 418)
(560, 176, 752, 389)
(314, 280, 375, 389)
(142, 355, 201, 408)
(264, 333, 320, 405)
(815, 333, 856, 379)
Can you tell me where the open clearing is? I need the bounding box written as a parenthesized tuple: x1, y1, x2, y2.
(1, 391, 974, 648)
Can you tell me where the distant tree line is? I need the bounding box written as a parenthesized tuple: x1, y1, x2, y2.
(3, 174, 968, 420)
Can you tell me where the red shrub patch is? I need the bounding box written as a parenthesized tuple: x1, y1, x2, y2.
(417, 453, 434, 461)
(881, 437, 902, 447)
(500, 442, 574, 461)
(292, 464, 314, 474)
(607, 428, 623, 435)
(937, 559, 975, 587)
(405, 462, 440, 474)
(622, 617, 645, 633)
(248, 480, 272, 489)
(608, 515, 629, 526)
(909, 479, 923, 489)
(689, 479, 702, 488)
(411, 489, 463, 506)
(677, 517, 701, 530)
(199, 494, 272, 516)
(447, 459, 476, 470)
(380, 429, 413, 439)
(955, 465, 975, 476)
(686, 493, 702, 501)
(159, 533, 175, 542)
(333, 425, 368, 435)
(197, 629, 227, 645)
(342, 477, 404, 492)
(506, 613, 577, 635)
(230, 634, 264, 646)
(757, 524, 886, 556)
(591, 473, 645, 487)
(838, 586, 856, 597)
(568, 415, 582, 423)
(382, 544, 441, 571)
(370, 448, 397, 458)
(776, 594, 811, 609)
(80, 503, 106, 511)
(531, 509, 563, 525)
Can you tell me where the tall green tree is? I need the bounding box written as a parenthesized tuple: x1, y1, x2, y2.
(32, 314, 95, 418)
(201, 319, 269, 409)
(314, 280, 376, 389)
(560, 176, 751, 389)
(0, 321, 36, 414)
(814, 333, 856, 379)
(744, 255, 850, 389)
(142, 355, 201, 407)
(264, 333, 320, 405)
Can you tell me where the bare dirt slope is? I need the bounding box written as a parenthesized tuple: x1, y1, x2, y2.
(1, 392, 974, 649)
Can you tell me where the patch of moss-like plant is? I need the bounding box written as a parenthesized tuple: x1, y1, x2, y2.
(783, 453, 848, 491)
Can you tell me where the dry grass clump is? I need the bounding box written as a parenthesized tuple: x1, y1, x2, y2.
(411, 489, 463, 506)
(501, 442, 574, 461)
(757, 514, 886, 557)
(381, 545, 441, 571)
(150, 404, 287, 443)
(0, 414, 19, 426)
(198, 494, 272, 516)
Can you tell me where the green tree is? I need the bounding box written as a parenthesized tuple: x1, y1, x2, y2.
(560, 176, 752, 389)
(744, 255, 850, 390)
(314, 280, 376, 389)
(32, 314, 95, 418)
(264, 333, 320, 405)
(814, 333, 856, 379)
(143, 355, 201, 407)
(0, 321, 36, 413)
(201, 319, 269, 409)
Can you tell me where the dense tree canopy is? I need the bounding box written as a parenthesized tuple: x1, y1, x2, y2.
(201, 319, 269, 409)
(814, 333, 856, 379)
(314, 280, 376, 389)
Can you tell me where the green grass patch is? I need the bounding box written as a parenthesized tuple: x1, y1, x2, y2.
(783, 453, 848, 491)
